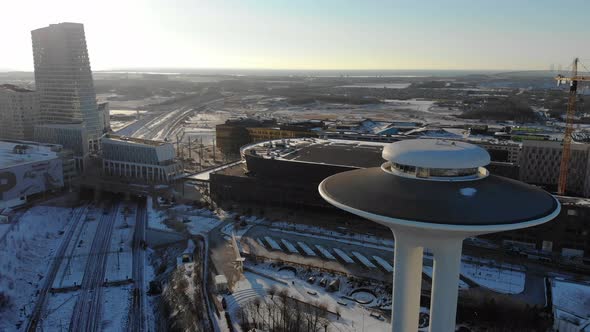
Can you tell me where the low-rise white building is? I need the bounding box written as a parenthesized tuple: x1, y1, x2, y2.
(101, 135, 182, 183)
(0, 141, 64, 208)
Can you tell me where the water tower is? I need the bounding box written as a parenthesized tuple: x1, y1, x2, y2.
(319, 139, 560, 332)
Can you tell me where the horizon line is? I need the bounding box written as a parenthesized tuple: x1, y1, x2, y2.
(0, 67, 561, 74)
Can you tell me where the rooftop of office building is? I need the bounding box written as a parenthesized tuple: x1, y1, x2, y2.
(241, 138, 387, 168)
(0, 140, 60, 168)
(102, 134, 168, 147)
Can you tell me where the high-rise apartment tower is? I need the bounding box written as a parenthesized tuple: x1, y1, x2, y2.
(31, 23, 100, 148)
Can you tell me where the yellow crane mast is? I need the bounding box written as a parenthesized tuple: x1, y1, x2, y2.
(554, 58, 590, 195)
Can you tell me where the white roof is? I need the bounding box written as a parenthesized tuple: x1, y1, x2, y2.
(0, 141, 59, 169)
(382, 139, 490, 169)
(552, 279, 590, 319)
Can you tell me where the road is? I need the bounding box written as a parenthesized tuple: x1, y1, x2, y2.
(26, 205, 88, 331)
(68, 202, 120, 332)
(129, 199, 147, 332)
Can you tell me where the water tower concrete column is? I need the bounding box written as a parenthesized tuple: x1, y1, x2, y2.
(428, 237, 463, 332)
(390, 232, 424, 331)
(388, 227, 465, 332)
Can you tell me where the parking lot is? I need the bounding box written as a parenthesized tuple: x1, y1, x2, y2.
(243, 225, 397, 282)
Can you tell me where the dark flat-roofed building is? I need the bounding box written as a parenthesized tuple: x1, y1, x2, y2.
(210, 138, 387, 207)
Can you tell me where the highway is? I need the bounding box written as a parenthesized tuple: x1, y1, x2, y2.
(26, 205, 89, 332)
(68, 202, 120, 332)
(129, 199, 147, 332)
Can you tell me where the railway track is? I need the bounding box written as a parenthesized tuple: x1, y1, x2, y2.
(129, 199, 147, 332)
(26, 204, 89, 332)
(130, 97, 225, 141)
(68, 202, 120, 332)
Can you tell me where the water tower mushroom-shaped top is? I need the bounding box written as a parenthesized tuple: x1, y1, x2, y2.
(318, 139, 560, 332)
(319, 139, 559, 232)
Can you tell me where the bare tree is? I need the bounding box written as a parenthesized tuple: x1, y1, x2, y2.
(268, 284, 278, 299)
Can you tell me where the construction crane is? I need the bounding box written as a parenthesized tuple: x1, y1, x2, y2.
(554, 58, 590, 194)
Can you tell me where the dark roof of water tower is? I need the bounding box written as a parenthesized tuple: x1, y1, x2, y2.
(319, 168, 558, 226)
(319, 139, 558, 226)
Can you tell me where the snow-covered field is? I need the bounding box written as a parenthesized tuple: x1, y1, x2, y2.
(104, 204, 135, 283)
(146, 198, 170, 231)
(0, 205, 74, 331)
(552, 279, 590, 318)
(101, 284, 133, 331)
(40, 292, 78, 331)
(148, 200, 221, 235)
(227, 263, 424, 332)
(186, 215, 220, 235)
(52, 208, 100, 289)
(461, 261, 525, 294)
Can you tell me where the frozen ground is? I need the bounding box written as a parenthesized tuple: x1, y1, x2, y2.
(0, 205, 74, 331)
(151, 202, 222, 236)
(101, 284, 133, 331)
(228, 264, 430, 332)
(52, 207, 100, 289)
(461, 257, 525, 294)
(244, 221, 524, 294)
(552, 279, 590, 318)
(96, 94, 173, 109)
(104, 203, 135, 283)
(40, 292, 78, 331)
(146, 198, 170, 231)
(338, 83, 411, 89)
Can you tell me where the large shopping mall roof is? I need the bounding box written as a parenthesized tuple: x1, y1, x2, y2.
(242, 138, 388, 168)
(0, 141, 59, 169)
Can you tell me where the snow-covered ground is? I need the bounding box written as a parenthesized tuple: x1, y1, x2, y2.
(552, 279, 590, 319)
(244, 220, 525, 294)
(101, 284, 133, 331)
(149, 201, 222, 236)
(461, 261, 525, 294)
(146, 198, 170, 231)
(228, 263, 431, 332)
(0, 205, 74, 331)
(104, 204, 135, 283)
(52, 208, 100, 289)
(185, 215, 220, 235)
(40, 292, 78, 331)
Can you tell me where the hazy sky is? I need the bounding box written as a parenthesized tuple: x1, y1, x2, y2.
(2, 0, 589, 71)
